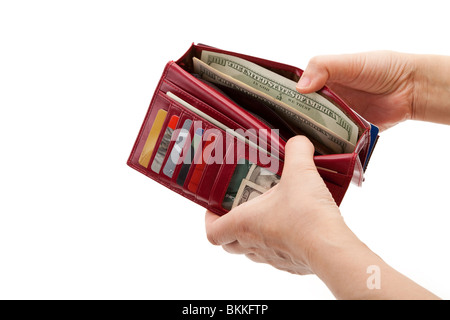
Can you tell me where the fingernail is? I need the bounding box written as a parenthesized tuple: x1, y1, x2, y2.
(296, 75, 311, 90)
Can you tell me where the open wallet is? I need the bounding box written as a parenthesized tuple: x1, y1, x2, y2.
(127, 43, 379, 216)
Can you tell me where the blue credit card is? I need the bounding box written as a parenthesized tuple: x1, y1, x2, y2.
(363, 123, 379, 171)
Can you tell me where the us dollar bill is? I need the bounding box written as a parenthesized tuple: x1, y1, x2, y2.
(246, 164, 280, 189)
(232, 178, 268, 209)
(200, 51, 358, 144)
(193, 57, 354, 154)
(193, 52, 359, 154)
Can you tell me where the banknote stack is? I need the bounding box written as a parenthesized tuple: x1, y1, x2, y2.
(232, 164, 280, 209)
(193, 51, 360, 155)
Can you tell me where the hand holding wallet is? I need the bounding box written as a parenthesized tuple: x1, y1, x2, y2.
(127, 43, 379, 216)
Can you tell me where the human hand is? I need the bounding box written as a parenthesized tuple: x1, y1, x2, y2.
(296, 51, 417, 131)
(205, 136, 356, 275)
(205, 136, 440, 299)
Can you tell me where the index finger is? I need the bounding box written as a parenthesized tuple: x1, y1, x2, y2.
(296, 53, 368, 93)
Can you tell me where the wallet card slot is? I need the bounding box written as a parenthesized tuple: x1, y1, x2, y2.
(131, 93, 173, 170)
(150, 114, 181, 174)
(160, 114, 193, 181)
(317, 168, 351, 188)
(192, 130, 228, 204)
(314, 153, 357, 177)
(165, 91, 282, 207)
(186, 130, 219, 195)
(210, 137, 282, 212)
(175, 126, 205, 188)
(151, 99, 228, 203)
(141, 97, 184, 174)
(138, 108, 168, 169)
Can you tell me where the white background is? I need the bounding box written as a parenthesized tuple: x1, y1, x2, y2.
(1, 0, 449, 300)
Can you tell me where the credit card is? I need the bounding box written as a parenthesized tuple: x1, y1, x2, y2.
(138, 109, 167, 168)
(163, 119, 193, 178)
(177, 128, 204, 186)
(151, 115, 180, 173)
(187, 134, 217, 193)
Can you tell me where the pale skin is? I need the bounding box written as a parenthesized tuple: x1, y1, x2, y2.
(205, 51, 450, 300)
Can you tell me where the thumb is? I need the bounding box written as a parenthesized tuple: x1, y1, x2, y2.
(296, 53, 366, 93)
(281, 136, 316, 181)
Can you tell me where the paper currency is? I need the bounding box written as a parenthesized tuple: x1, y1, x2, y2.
(232, 178, 268, 209)
(222, 159, 254, 210)
(193, 57, 352, 154)
(246, 164, 280, 189)
(201, 51, 358, 143)
(231, 164, 280, 209)
(193, 52, 359, 154)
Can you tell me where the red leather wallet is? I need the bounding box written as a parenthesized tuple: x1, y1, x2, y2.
(127, 43, 379, 216)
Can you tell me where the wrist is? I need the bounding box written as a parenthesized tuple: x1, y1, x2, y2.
(411, 54, 450, 124)
(307, 217, 365, 274)
(304, 218, 380, 298)
(288, 211, 362, 275)
(411, 54, 430, 122)
(303, 216, 440, 300)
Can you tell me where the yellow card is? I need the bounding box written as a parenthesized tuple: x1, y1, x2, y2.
(138, 109, 168, 168)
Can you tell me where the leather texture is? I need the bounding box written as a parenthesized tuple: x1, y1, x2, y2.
(127, 43, 375, 216)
